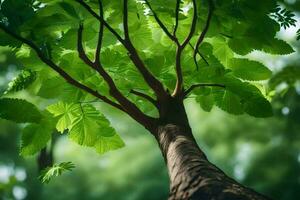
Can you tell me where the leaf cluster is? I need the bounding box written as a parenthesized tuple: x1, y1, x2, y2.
(39, 162, 75, 183)
(0, 0, 297, 170)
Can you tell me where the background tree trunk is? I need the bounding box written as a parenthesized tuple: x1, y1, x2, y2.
(153, 98, 272, 200)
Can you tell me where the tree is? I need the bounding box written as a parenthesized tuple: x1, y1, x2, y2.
(0, 0, 297, 199)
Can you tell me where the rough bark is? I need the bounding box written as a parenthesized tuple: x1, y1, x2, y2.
(152, 97, 272, 200)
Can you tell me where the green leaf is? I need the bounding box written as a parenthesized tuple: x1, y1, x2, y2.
(243, 95, 273, 118)
(95, 134, 125, 154)
(47, 102, 124, 153)
(269, 66, 300, 89)
(37, 76, 65, 99)
(5, 69, 37, 93)
(222, 78, 273, 117)
(20, 111, 56, 156)
(68, 104, 112, 146)
(0, 98, 42, 123)
(229, 58, 272, 81)
(213, 89, 244, 115)
(196, 95, 214, 112)
(59, 2, 80, 20)
(262, 39, 294, 55)
(208, 37, 234, 67)
(47, 102, 80, 133)
(39, 162, 75, 184)
(228, 38, 255, 56)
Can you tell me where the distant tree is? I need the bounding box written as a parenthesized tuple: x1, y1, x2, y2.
(0, 0, 297, 199)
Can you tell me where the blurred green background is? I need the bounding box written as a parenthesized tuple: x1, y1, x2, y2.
(1, 1, 300, 200)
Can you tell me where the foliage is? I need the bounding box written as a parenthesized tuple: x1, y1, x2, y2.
(39, 162, 75, 183)
(47, 102, 125, 154)
(0, 98, 42, 123)
(270, 5, 297, 29)
(269, 66, 300, 90)
(0, 0, 298, 183)
(5, 69, 36, 93)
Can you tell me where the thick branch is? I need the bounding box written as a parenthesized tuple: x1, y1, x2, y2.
(144, 0, 178, 43)
(76, 0, 168, 101)
(172, 0, 197, 96)
(184, 83, 225, 97)
(193, 0, 214, 69)
(130, 89, 158, 108)
(0, 24, 124, 112)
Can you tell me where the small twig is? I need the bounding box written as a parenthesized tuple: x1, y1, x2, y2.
(77, 23, 94, 66)
(220, 33, 233, 39)
(95, 0, 104, 63)
(144, 0, 178, 43)
(123, 0, 130, 40)
(184, 83, 225, 97)
(173, 0, 181, 36)
(193, 0, 214, 70)
(189, 43, 209, 68)
(130, 89, 158, 108)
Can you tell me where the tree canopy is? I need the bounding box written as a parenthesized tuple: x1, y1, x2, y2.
(0, 0, 298, 183)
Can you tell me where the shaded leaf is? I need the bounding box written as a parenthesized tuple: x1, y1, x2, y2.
(0, 98, 42, 123)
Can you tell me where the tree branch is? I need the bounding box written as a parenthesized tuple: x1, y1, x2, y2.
(77, 23, 95, 66)
(0, 24, 124, 112)
(78, 22, 156, 128)
(144, 0, 178, 43)
(193, 0, 214, 69)
(76, 0, 168, 101)
(189, 43, 209, 68)
(75, 0, 125, 44)
(130, 89, 158, 108)
(95, 0, 104, 63)
(181, 0, 197, 49)
(173, 0, 181, 36)
(172, 0, 197, 96)
(184, 83, 225, 97)
(123, 0, 130, 40)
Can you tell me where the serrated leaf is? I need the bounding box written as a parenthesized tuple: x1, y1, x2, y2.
(243, 95, 273, 118)
(222, 77, 273, 117)
(214, 89, 244, 115)
(59, 2, 80, 19)
(229, 58, 272, 81)
(47, 102, 80, 133)
(5, 69, 36, 93)
(196, 95, 214, 112)
(48, 102, 124, 154)
(228, 38, 254, 56)
(209, 37, 234, 67)
(269, 66, 300, 89)
(20, 111, 56, 156)
(68, 104, 116, 146)
(0, 98, 42, 123)
(39, 162, 75, 184)
(37, 76, 65, 99)
(95, 134, 125, 154)
(262, 39, 294, 55)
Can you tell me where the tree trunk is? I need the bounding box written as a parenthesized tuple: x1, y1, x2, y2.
(152, 98, 272, 200)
